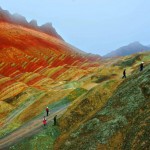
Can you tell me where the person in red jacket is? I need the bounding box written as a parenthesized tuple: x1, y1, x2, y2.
(43, 116, 47, 126)
(46, 107, 49, 116)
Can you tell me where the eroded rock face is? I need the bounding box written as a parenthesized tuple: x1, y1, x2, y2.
(0, 7, 11, 21)
(0, 7, 63, 39)
(39, 23, 63, 40)
(29, 20, 38, 27)
(12, 13, 28, 25)
(58, 65, 150, 150)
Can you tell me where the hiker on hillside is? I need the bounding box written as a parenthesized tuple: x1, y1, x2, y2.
(43, 116, 47, 126)
(46, 107, 49, 116)
(122, 69, 126, 79)
(54, 115, 57, 126)
(140, 62, 144, 71)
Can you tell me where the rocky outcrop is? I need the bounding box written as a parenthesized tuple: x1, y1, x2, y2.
(29, 19, 38, 28)
(39, 23, 63, 40)
(0, 7, 63, 40)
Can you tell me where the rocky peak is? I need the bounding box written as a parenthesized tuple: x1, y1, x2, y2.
(0, 7, 11, 21)
(127, 41, 142, 47)
(12, 13, 28, 25)
(0, 7, 63, 40)
(29, 19, 38, 28)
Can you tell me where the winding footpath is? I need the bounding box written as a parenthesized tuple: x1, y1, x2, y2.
(0, 105, 68, 150)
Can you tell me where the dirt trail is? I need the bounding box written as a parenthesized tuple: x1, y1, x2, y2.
(2, 93, 45, 129)
(0, 105, 68, 150)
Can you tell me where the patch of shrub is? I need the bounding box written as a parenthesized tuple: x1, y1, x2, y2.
(115, 55, 141, 67)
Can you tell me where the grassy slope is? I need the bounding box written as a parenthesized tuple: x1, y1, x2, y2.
(0, 87, 46, 137)
(55, 67, 123, 149)
(8, 88, 87, 150)
(57, 62, 150, 150)
(9, 125, 61, 150)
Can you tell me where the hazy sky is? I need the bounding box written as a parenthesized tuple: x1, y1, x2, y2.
(0, 0, 150, 55)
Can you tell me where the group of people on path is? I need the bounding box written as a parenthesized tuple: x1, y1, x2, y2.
(122, 62, 144, 78)
(43, 107, 57, 127)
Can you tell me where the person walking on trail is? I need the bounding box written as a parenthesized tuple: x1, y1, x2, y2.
(43, 116, 47, 126)
(122, 69, 126, 79)
(140, 62, 144, 71)
(54, 115, 57, 126)
(46, 107, 49, 116)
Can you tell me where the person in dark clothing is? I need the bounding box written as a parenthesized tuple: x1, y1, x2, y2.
(140, 62, 144, 71)
(122, 69, 126, 78)
(46, 107, 49, 116)
(54, 115, 57, 126)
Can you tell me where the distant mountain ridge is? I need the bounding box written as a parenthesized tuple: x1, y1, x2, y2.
(0, 7, 63, 40)
(104, 41, 150, 57)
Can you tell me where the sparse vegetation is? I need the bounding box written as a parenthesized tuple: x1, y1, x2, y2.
(9, 125, 60, 150)
(56, 63, 150, 150)
(115, 54, 141, 68)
